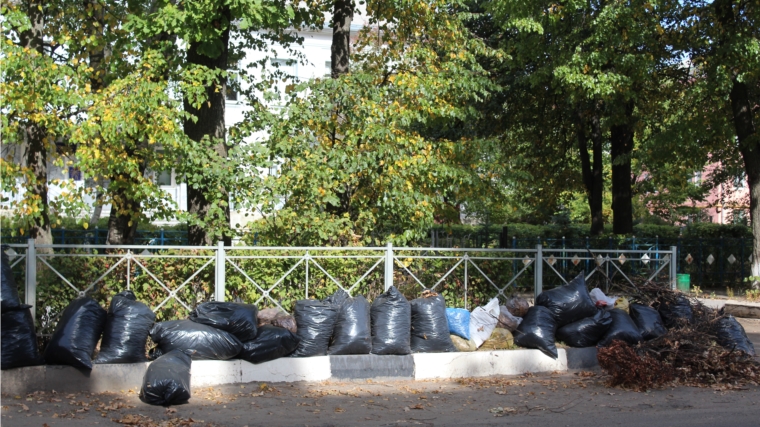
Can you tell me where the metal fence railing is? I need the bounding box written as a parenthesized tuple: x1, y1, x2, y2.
(429, 229, 753, 288)
(3, 228, 751, 288)
(1, 240, 677, 334)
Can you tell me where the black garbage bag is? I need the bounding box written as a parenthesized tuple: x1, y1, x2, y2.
(1, 305, 45, 370)
(370, 286, 412, 355)
(323, 289, 350, 306)
(598, 308, 643, 347)
(148, 347, 164, 361)
(238, 325, 301, 363)
(44, 297, 107, 370)
(535, 274, 597, 326)
(1, 246, 22, 312)
(95, 290, 155, 364)
(657, 296, 694, 329)
(190, 301, 258, 342)
(149, 319, 242, 360)
(714, 315, 756, 356)
(257, 308, 297, 333)
(555, 309, 612, 348)
(291, 299, 339, 357)
(139, 349, 192, 406)
(409, 294, 456, 353)
(629, 303, 667, 341)
(513, 305, 558, 359)
(328, 295, 372, 355)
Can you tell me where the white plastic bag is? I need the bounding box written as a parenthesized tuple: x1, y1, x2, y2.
(589, 288, 617, 308)
(469, 298, 500, 348)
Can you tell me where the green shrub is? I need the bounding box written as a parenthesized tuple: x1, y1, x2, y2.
(682, 223, 752, 239)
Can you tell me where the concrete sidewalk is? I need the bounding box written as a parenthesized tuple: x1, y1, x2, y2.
(698, 298, 760, 318)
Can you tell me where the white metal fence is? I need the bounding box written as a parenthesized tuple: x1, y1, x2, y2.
(2, 240, 677, 332)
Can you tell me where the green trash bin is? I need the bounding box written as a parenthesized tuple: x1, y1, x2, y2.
(677, 274, 690, 293)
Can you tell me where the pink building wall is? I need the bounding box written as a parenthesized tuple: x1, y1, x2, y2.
(690, 163, 750, 224)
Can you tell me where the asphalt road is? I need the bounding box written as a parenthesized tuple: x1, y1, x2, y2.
(2, 318, 760, 427)
(2, 370, 760, 427)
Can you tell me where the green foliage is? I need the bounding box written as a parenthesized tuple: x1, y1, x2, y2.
(681, 223, 753, 239)
(0, 3, 90, 231)
(243, 0, 498, 247)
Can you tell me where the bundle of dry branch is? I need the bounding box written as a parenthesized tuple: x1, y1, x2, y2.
(598, 284, 760, 391)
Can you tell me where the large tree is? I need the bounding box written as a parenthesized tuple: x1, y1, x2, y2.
(248, 0, 496, 245)
(1, 1, 85, 244)
(686, 0, 760, 277)
(18, 0, 52, 246)
(484, 0, 683, 234)
(129, 0, 324, 246)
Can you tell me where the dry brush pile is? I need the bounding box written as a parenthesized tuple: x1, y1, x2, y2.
(597, 282, 760, 391)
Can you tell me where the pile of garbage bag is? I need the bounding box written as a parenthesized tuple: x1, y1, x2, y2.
(598, 283, 760, 390)
(7, 240, 759, 401)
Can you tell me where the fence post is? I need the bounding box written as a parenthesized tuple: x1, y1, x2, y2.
(534, 244, 543, 300)
(384, 242, 394, 291)
(670, 245, 678, 290)
(464, 253, 469, 310)
(720, 236, 725, 286)
(215, 241, 226, 301)
(25, 239, 37, 323)
(305, 251, 310, 299)
(741, 237, 745, 283)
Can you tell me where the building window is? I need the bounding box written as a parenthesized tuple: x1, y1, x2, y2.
(226, 85, 238, 101)
(157, 170, 172, 186)
(733, 173, 747, 189)
(68, 167, 82, 181)
(325, 60, 332, 77)
(270, 58, 297, 96)
(692, 171, 702, 184)
(226, 64, 239, 102)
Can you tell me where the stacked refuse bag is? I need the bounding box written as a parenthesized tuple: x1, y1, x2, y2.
(1, 247, 45, 370)
(510, 274, 648, 358)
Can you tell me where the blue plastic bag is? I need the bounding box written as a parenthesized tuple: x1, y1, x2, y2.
(446, 308, 470, 340)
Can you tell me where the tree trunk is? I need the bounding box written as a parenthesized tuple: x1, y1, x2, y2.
(20, 0, 52, 248)
(183, 7, 232, 246)
(106, 191, 139, 245)
(610, 102, 635, 234)
(82, 0, 121, 241)
(88, 185, 104, 228)
(83, 0, 136, 245)
(729, 81, 760, 278)
(715, 0, 760, 279)
(331, 0, 353, 78)
(577, 105, 604, 236)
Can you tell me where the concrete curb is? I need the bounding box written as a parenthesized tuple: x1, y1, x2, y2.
(698, 298, 760, 319)
(1, 348, 599, 396)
